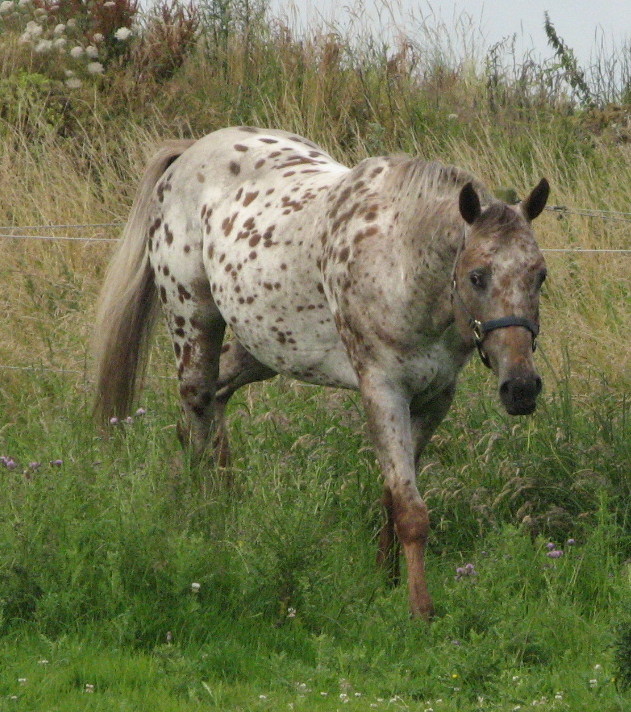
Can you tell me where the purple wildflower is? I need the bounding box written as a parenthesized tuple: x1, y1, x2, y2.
(546, 542, 556, 551)
(125, 416, 134, 424)
(29, 462, 41, 470)
(109, 416, 119, 425)
(455, 563, 477, 580)
(135, 407, 146, 416)
(50, 459, 63, 466)
(5, 458, 17, 470)
(567, 538, 576, 546)
(546, 549, 564, 559)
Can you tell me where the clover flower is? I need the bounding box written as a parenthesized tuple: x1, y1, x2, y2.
(85, 45, 99, 58)
(135, 407, 146, 416)
(69, 46, 84, 58)
(546, 549, 564, 559)
(455, 563, 477, 580)
(109, 416, 119, 425)
(92, 32, 104, 43)
(53, 37, 66, 49)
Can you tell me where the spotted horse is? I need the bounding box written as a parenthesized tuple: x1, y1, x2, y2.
(93, 126, 550, 620)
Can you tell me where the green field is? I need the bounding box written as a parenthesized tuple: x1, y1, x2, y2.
(1, 0, 630, 709)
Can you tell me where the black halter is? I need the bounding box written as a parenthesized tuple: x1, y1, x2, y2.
(451, 279, 539, 369)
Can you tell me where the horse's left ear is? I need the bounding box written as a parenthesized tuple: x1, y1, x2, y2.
(459, 182, 481, 225)
(521, 178, 550, 221)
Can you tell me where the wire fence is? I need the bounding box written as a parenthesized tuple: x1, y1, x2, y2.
(1, 206, 629, 378)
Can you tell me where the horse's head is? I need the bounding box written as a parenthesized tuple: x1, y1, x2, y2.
(453, 179, 549, 415)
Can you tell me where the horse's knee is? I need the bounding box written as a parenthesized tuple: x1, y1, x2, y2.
(179, 382, 214, 419)
(392, 492, 430, 546)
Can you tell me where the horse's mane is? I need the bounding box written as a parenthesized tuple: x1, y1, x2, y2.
(378, 158, 520, 249)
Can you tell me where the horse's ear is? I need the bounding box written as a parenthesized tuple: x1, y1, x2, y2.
(521, 178, 550, 221)
(459, 182, 481, 225)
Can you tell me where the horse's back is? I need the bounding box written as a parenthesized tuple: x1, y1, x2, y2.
(151, 126, 360, 387)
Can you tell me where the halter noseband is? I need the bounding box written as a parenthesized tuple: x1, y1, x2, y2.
(451, 279, 539, 369)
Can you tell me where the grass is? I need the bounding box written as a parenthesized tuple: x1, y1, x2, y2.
(0, 0, 630, 708)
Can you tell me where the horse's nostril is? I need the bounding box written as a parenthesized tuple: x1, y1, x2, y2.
(534, 376, 543, 395)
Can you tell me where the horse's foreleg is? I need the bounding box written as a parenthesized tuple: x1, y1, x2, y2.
(360, 372, 433, 620)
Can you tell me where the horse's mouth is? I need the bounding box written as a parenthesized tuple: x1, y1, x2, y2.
(499, 375, 542, 416)
(503, 399, 538, 416)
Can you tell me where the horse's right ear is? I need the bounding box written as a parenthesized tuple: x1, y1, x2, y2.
(459, 182, 481, 225)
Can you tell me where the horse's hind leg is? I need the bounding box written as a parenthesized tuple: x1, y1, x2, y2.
(212, 340, 277, 466)
(377, 486, 401, 587)
(159, 284, 227, 468)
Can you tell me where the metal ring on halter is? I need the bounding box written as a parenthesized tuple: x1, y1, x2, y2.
(452, 279, 540, 369)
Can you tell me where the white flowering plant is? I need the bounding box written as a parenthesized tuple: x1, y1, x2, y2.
(0, 0, 138, 88)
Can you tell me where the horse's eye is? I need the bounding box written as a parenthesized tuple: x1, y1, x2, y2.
(469, 270, 487, 289)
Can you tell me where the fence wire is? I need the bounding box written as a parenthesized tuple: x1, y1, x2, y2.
(1, 211, 629, 377)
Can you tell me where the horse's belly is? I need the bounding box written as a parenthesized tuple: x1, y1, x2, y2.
(207, 245, 358, 389)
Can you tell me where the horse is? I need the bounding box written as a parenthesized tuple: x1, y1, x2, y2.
(93, 126, 549, 620)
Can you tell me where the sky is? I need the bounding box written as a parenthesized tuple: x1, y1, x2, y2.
(268, 0, 631, 68)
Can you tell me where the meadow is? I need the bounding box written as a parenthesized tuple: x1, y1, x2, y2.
(0, 0, 630, 709)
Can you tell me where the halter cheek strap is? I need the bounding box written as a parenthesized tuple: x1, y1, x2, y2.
(452, 279, 540, 369)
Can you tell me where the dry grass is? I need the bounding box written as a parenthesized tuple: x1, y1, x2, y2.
(0, 0, 629, 403)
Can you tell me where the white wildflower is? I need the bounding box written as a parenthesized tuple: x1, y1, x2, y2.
(17, 0, 30, 6)
(34, 39, 53, 53)
(0, 1, 13, 14)
(191, 582, 201, 593)
(25, 20, 42, 36)
(33, 6, 45, 16)
(18, 31, 33, 44)
(66, 17, 76, 27)
(85, 45, 99, 58)
(589, 679, 598, 687)
(93, 32, 104, 43)
(53, 37, 67, 49)
(69, 45, 84, 58)
(53, 23, 65, 34)
(18, 678, 27, 685)
(87, 61, 104, 74)
(84, 684, 95, 693)
(64, 69, 75, 77)
(65, 77, 83, 89)
(114, 26, 132, 40)
(104, 1, 115, 5)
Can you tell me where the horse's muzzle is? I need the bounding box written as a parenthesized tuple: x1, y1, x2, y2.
(499, 374, 542, 415)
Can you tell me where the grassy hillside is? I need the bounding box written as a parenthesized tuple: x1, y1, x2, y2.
(0, 1, 630, 709)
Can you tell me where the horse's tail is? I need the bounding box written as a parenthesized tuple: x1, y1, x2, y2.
(93, 139, 195, 422)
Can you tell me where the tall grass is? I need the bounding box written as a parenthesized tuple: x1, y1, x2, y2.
(0, 0, 630, 707)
